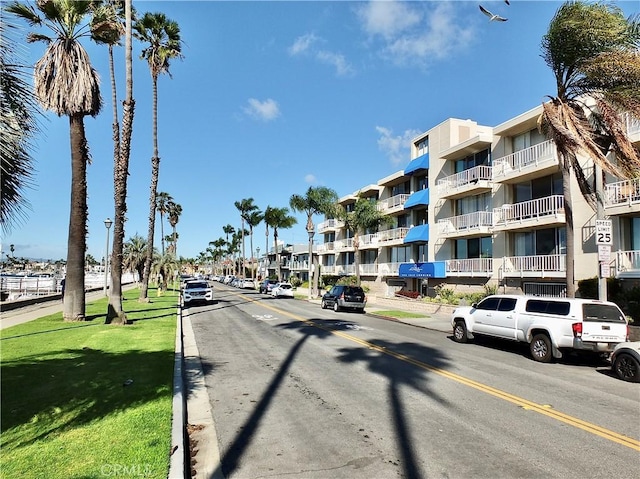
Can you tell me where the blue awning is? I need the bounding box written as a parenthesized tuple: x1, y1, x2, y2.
(398, 262, 446, 278)
(404, 153, 429, 175)
(404, 188, 429, 209)
(403, 224, 430, 243)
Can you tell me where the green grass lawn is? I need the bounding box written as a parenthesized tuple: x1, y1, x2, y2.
(1, 287, 179, 479)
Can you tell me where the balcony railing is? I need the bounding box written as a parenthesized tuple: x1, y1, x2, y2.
(360, 233, 379, 248)
(334, 238, 354, 250)
(493, 195, 564, 226)
(625, 113, 640, 136)
(290, 261, 309, 270)
(335, 264, 355, 275)
(605, 178, 640, 207)
(377, 262, 401, 275)
(445, 258, 493, 276)
(377, 194, 410, 213)
(493, 140, 557, 178)
(317, 242, 335, 253)
(322, 265, 336, 274)
(438, 211, 493, 235)
(377, 227, 410, 243)
(437, 165, 492, 194)
(502, 254, 566, 276)
(359, 263, 378, 275)
(615, 250, 640, 276)
(318, 218, 344, 233)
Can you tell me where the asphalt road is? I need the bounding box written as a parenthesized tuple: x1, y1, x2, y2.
(189, 285, 640, 479)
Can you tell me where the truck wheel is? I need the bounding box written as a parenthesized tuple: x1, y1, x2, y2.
(613, 353, 640, 383)
(530, 334, 553, 362)
(453, 321, 468, 343)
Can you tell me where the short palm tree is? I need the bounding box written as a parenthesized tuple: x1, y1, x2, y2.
(290, 186, 339, 297)
(336, 194, 392, 286)
(7, 0, 102, 321)
(123, 234, 147, 282)
(223, 224, 235, 275)
(134, 11, 183, 301)
(540, 1, 640, 297)
(152, 251, 178, 293)
(264, 206, 297, 281)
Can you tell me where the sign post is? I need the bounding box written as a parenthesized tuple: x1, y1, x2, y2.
(595, 219, 612, 301)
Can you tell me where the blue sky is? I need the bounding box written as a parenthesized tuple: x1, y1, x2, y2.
(2, 0, 637, 262)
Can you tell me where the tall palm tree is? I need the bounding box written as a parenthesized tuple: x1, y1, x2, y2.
(336, 194, 391, 286)
(134, 12, 183, 301)
(540, 1, 640, 297)
(263, 206, 297, 281)
(0, 19, 40, 234)
(246, 210, 264, 281)
(91, 0, 136, 324)
(290, 186, 339, 298)
(234, 198, 259, 278)
(155, 191, 173, 255)
(167, 200, 182, 256)
(7, 0, 102, 321)
(223, 224, 235, 276)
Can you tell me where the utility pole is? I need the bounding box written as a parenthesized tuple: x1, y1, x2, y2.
(595, 165, 609, 301)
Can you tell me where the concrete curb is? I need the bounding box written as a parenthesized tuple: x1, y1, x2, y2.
(168, 307, 189, 479)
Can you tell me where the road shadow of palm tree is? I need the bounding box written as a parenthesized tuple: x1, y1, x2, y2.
(1, 348, 173, 449)
(215, 318, 336, 477)
(334, 338, 451, 479)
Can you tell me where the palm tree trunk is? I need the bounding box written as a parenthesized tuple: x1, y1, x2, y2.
(140, 75, 160, 301)
(241, 218, 245, 277)
(562, 160, 575, 298)
(250, 230, 255, 281)
(63, 114, 88, 321)
(274, 230, 281, 281)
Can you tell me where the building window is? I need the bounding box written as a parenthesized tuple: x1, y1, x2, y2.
(514, 227, 565, 256)
(416, 138, 428, 156)
(416, 174, 428, 190)
(391, 246, 411, 263)
(414, 209, 428, 225)
(455, 193, 491, 215)
(455, 236, 492, 259)
(362, 250, 377, 264)
(513, 128, 546, 152)
(514, 173, 563, 203)
(392, 181, 410, 196)
(455, 148, 490, 173)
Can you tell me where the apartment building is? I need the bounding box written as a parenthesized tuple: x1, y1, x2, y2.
(316, 105, 640, 298)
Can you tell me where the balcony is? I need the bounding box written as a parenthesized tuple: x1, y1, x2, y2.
(290, 261, 309, 271)
(493, 195, 565, 231)
(377, 194, 409, 214)
(317, 242, 335, 254)
(359, 263, 378, 275)
(492, 140, 558, 183)
(605, 178, 640, 215)
(318, 219, 344, 233)
(614, 250, 640, 279)
(445, 258, 493, 277)
(438, 211, 493, 238)
(625, 113, 640, 143)
(334, 238, 355, 251)
(377, 262, 401, 276)
(377, 227, 410, 245)
(334, 264, 355, 276)
(501, 254, 566, 278)
(360, 233, 379, 249)
(322, 265, 336, 274)
(437, 165, 493, 199)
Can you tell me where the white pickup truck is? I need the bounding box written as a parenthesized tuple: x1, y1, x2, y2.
(451, 295, 628, 362)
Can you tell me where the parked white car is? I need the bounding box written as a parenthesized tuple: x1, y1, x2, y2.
(271, 282, 294, 298)
(240, 279, 255, 289)
(610, 341, 640, 382)
(182, 280, 213, 306)
(451, 295, 628, 362)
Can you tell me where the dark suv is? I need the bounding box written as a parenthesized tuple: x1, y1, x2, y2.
(321, 285, 366, 312)
(259, 279, 278, 294)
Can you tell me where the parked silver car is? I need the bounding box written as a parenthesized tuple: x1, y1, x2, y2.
(610, 341, 640, 383)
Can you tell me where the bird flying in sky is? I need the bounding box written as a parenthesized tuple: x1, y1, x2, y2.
(479, 5, 508, 22)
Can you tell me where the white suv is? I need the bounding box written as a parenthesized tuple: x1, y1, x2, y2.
(451, 295, 628, 362)
(182, 280, 213, 306)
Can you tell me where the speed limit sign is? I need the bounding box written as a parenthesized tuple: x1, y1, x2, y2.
(595, 220, 612, 245)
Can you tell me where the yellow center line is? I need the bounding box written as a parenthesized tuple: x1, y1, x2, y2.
(236, 293, 640, 451)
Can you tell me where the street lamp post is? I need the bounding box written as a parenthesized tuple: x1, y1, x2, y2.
(307, 228, 315, 299)
(104, 218, 113, 296)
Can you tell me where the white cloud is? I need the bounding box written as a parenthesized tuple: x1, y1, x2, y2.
(376, 126, 421, 166)
(289, 32, 355, 76)
(288, 33, 321, 56)
(243, 98, 281, 121)
(316, 50, 355, 77)
(304, 174, 317, 184)
(356, 1, 475, 68)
